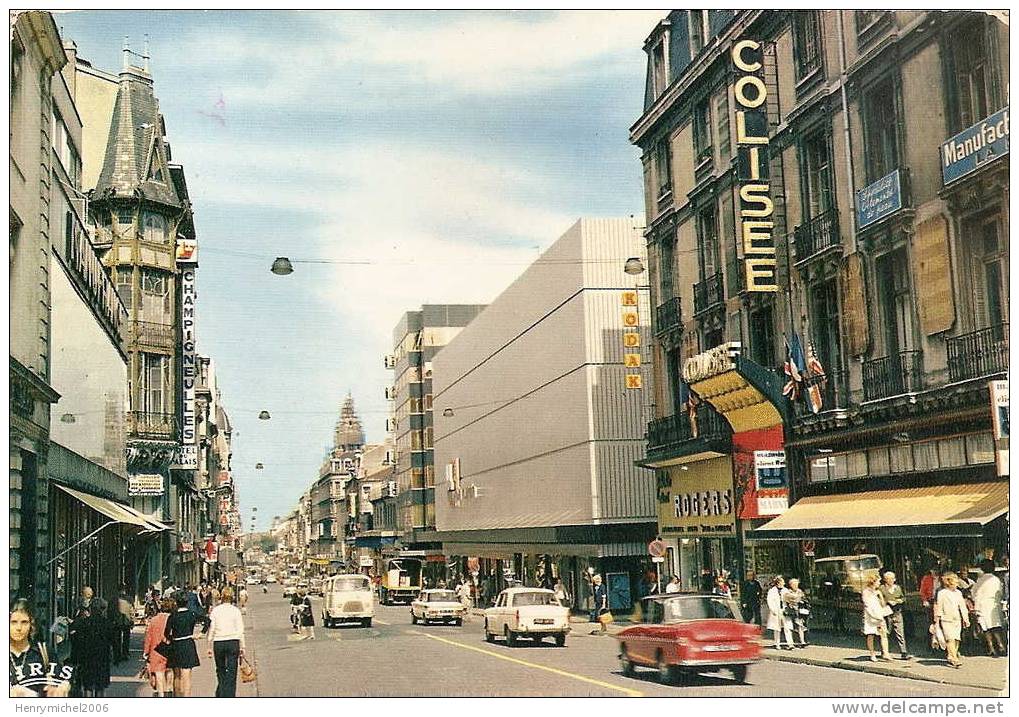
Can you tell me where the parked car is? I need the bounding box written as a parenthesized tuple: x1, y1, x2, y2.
(812, 554, 881, 597)
(322, 574, 374, 627)
(615, 593, 762, 685)
(411, 590, 465, 626)
(265, 574, 278, 584)
(309, 578, 324, 596)
(483, 587, 569, 647)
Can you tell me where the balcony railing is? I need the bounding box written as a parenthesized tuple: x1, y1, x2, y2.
(646, 403, 731, 460)
(794, 368, 849, 418)
(693, 271, 724, 316)
(133, 321, 174, 348)
(128, 410, 176, 439)
(861, 350, 924, 401)
(946, 323, 1009, 382)
(654, 297, 682, 337)
(794, 207, 841, 264)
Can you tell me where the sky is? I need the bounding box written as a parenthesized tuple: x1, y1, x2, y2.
(57, 9, 662, 530)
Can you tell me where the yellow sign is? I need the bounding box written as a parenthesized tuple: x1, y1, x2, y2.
(682, 343, 739, 384)
(625, 374, 642, 389)
(732, 39, 778, 293)
(623, 332, 640, 348)
(622, 312, 639, 327)
(624, 353, 641, 368)
(621, 290, 638, 306)
(658, 457, 736, 536)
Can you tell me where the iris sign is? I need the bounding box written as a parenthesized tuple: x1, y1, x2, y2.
(732, 39, 778, 293)
(942, 107, 1009, 185)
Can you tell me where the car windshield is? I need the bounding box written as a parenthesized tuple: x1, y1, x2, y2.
(661, 597, 740, 622)
(426, 591, 458, 603)
(847, 557, 880, 571)
(511, 592, 558, 607)
(332, 577, 369, 591)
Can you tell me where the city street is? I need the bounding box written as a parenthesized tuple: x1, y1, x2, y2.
(243, 590, 998, 698)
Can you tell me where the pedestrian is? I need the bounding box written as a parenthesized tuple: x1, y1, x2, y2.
(783, 578, 809, 647)
(10, 598, 71, 698)
(934, 572, 970, 668)
(699, 568, 715, 593)
(142, 598, 175, 697)
(553, 579, 570, 609)
(713, 575, 732, 598)
(164, 590, 201, 696)
(238, 585, 249, 616)
(878, 571, 911, 660)
(590, 575, 609, 635)
(766, 576, 794, 650)
(297, 589, 315, 640)
(80, 586, 94, 610)
(972, 559, 1006, 657)
(289, 590, 303, 633)
(457, 579, 474, 614)
(72, 597, 113, 697)
(207, 587, 246, 698)
(144, 587, 160, 620)
(115, 588, 135, 664)
(862, 574, 892, 662)
(741, 571, 763, 626)
(665, 575, 682, 594)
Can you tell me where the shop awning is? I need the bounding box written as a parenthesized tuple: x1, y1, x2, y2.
(57, 484, 169, 532)
(749, 481, 1009, 540)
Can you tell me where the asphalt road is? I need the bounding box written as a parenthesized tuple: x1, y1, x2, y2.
(245, 588, 997, 698)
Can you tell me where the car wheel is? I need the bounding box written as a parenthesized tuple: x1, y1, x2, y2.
(484, 621, 495, 643)
(657, 652, 676, 685)
(732, 665, 749, 684)
(454, 619, 463, 627)
(555, 633, 566, 648)
(505, 626, 518, 647)
(411, 612, 418, 625)
(619, 645, 635, 676)
(363, 618, 372, 628)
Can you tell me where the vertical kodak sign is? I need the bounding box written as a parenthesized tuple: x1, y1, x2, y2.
(732, 40, 778, 293)
(622, 289, 642, 388)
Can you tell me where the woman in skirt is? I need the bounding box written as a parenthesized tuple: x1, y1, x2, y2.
(298, 589, 315, 640)
(163, 591, 201, 696)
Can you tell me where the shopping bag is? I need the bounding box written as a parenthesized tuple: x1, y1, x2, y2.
(929, 623, 947, 651)
(240, 656, 256, 684)
(598, 611, 615, 626)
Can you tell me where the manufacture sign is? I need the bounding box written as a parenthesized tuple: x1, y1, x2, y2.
(942, 107, 1009, 185)
(856, 169, 903, 230)
(732, 39, 778, 293)
(128, 473, 164, 496)
(179, 265, 198, 468)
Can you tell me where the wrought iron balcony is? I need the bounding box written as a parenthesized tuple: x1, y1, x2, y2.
(646, 403, 731, 464)
(128, 410, 176, 439)
(794, 368, 849, 418)
(794, 207, 841, 265)
(861, 350, 924, 401)
(693, 271, 724, 316)
(654, 297, 682, 337)
(132, 321, 174, 348)
(947, 323, 1009, 382)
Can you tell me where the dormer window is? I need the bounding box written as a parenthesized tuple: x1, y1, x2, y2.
(689, 10, 709, 57)
(652, 40, 667, 98)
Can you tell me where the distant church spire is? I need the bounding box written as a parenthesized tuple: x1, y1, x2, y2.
(334, 392, 364, 451)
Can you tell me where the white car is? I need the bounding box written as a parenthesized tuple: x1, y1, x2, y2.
(410, 590, 466, 626)
(484, 587, 570, 647)
(246, 576, 260, 585)
(322, 574, 374, 627)
(266, 575, 278, 584)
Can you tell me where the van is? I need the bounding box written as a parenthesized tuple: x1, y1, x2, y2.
(322, 574, 374, 627)
(812, 554, 881, 598)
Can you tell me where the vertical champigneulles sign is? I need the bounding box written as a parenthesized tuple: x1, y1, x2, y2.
(178, 238, 198, 468)
(731, 39, 777, 293)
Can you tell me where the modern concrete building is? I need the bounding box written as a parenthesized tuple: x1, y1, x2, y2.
(631, 11, 1008, 617)
(433, 218, 657, 612)
(386, 305, 486, 583)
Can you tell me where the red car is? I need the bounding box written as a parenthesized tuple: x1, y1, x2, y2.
(615, 593, 762, 684)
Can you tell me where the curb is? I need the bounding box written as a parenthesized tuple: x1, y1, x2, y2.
(762, 651, 1005, 692)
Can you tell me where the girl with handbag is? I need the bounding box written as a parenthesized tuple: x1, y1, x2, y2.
(142, 598, 175, 697)
(164, 591, 201, 696)
(862, 575, 892, 662)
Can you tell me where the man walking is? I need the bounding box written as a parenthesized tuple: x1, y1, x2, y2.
(879, 571, 911, 660)
(741, 571, 764, 626)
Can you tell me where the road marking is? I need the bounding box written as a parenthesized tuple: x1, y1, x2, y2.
(374, 619, 390, 625)
(417, 633, 643, 697)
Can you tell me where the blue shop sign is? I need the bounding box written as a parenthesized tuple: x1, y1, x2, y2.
(942, 107, 1009, 186)
(856, 169, 903, 230)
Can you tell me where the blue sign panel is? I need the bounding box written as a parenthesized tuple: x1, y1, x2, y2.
(942, 107, 1009, 186)
(856, 169, 903, 230)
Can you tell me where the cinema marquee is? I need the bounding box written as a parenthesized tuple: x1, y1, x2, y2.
(732, 39, 778, 293)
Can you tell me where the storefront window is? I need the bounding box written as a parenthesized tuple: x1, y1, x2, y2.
(868, 446, 890, 475)
(913, 440, 939, 471)
(889, 443, 913, 473)
(938, 437, 966, 467)
(965, 432, 995, 464)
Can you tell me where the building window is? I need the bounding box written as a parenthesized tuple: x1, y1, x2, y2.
(792, 11, 823, 81)
(945, 17, 998, 132)
(655, 137, 672, 196)
(696, 205, 720, 280)
(964, 214, 1007, 330)
(810, 278, 842, 376)
(875, 247, 915, 356)
(143, 212, 167, 244)
(652, 40, 667, 98)
(862, 76, 900, 182)
(748, 303, 776, 369)
(659, 233, 676, 300)
(856, 10, 890, 36)
(689, 10, 708, 57)
(141, 271, 171, 321)
(116, 268, 133, 311)
(693, 99, 712, 164)
(703, 327, 725, 350)
(800, 129, 835, 219)
(140, 353, 170, 414)
(714, 92, 730, 161)
(117, 209, 134, 229)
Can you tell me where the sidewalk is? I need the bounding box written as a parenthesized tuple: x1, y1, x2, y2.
(106, 622, 258, 698)
(469, 609, 1007, 692)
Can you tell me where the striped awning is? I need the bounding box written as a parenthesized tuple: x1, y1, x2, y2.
(749, 481, 1009, 540)
(57, 484, 170, 532)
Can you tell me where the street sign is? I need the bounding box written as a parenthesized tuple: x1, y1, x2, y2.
(651, 556, 665, 564)
(648, 539, 666, 558)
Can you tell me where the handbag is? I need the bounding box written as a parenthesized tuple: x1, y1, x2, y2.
(598, 611, 615, 626)
(154, 640, 172, 658)
(239, 656, 256, 684)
